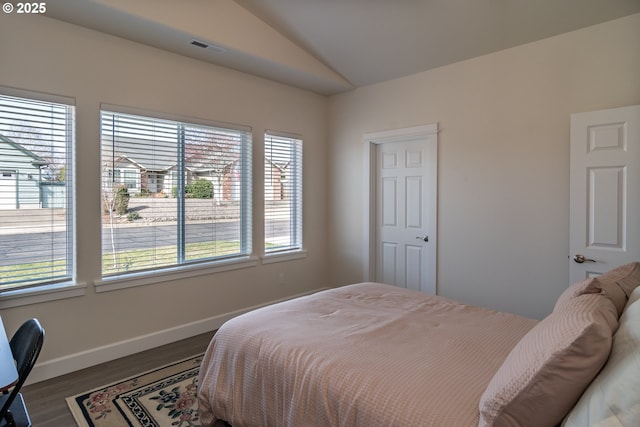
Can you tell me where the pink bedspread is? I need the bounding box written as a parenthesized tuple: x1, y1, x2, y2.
(197, 283, 537, 427)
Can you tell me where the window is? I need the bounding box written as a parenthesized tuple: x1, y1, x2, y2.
(100, 109, 252, 278)
(0, 91, 74, 291)
(106, 168, 140, 190)
(264, 133, 302, 253)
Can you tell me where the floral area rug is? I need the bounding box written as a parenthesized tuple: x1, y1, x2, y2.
(66, 354, 203, 427)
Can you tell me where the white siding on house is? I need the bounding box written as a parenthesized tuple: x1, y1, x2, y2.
(0, 138, 44, 209)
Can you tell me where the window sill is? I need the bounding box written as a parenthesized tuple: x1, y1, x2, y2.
(95, 256, 259, 293)
(261, 249, 307, 264)
(0, 282, 87, 309)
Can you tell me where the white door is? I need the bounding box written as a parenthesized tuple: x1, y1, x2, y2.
(147, 173, 158, 193)
(569, 105, 640, 283)
(374, 130, 437, 294)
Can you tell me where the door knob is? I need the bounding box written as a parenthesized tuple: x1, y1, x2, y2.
(415, 236, 429, 242)
(573, 254, 596, 263)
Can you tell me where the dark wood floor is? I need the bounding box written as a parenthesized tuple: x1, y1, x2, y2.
(22, 331, 216, 426)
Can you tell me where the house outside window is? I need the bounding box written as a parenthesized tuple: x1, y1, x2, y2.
(264, 132, 302, 254)
(0, 90, 75, 291)
(122, 169, 138, 190)
(100, 108, 252, 278)
(106, 168, 140, 191)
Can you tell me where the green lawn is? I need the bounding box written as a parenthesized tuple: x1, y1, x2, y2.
(102, 240, 241, 274)
(0, 240, 241, 290)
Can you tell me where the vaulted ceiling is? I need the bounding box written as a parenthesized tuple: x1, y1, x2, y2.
(46, 0, 640, 95)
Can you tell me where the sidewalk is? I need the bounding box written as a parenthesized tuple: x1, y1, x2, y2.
(0, 208, 67, 235)
(0, 197, 287, 235)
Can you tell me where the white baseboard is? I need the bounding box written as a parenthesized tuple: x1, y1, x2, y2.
(28, 287, 329, 385)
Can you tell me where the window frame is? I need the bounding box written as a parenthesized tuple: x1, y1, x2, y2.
(262, 131, 305, 263)
(97, 105, 255, 290)
(0, 86, 84, 307)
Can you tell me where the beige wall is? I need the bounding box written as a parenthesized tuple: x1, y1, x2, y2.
(0, 15, 328, 373)
(328, 13, 640, 319)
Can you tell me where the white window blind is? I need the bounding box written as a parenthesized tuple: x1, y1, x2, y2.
(264, 133, 302, 253)
(0, 93, 74, 291)
(101, 109, 252, 277)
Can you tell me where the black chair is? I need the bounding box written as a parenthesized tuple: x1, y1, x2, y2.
(0, 319, 45, 427)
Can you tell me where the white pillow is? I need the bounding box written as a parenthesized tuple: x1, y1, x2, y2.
(562, 287, 640, 426)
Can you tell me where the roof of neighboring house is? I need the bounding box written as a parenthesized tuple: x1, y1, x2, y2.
(113, 154, 175, 172)
(186, 154, 239, 173)
(104, 136, 240, 173)
(105, 141, 176, 172)
(0, 134, 48, 167)
(265, 157, 290, 172)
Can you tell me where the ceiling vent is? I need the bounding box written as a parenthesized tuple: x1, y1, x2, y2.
(190, 40, 226, 54)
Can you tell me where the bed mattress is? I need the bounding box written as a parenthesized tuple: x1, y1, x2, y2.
(197, 282, 537, 427)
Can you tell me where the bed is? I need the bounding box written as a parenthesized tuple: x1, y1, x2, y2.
(197, 262, 640, 427)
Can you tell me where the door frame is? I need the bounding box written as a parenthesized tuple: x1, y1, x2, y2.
(362, 123, 438, 287)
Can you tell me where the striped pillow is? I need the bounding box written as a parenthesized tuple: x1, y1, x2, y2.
(554, 277, 601, 310)
(555, 261, 640, 317)
(555, 276, 628, 317)
(479, 293, 618, 427)
(599, 262, 640, 296)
